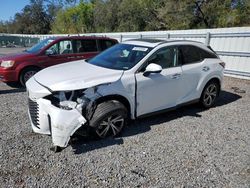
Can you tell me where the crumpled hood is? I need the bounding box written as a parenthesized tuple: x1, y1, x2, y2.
(34, 60, 124, 91)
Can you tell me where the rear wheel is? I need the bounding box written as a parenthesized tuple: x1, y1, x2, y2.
(200, 81, 219, 108)
(89, 100, 127, 138)
(20, 67, 40, 87)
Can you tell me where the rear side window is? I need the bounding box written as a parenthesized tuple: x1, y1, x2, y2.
(74, 39, 98, 53)
(99, 40, 116, 51)
(179, 45, 217, 65)
(179, 45, 201, 65)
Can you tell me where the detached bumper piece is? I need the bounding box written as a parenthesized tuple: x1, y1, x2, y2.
(28, 98, 87, 150)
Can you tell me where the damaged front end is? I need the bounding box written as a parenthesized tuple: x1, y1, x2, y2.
(28, 82, 102, 150)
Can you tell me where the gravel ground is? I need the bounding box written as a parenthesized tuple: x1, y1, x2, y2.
(0, 75, 249, 186)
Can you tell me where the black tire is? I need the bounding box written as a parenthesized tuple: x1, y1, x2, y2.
(20, 67, 40, 87)
(89, 100, 127, 138)
(200, 81, 219, 108)
(6, 82, 23, 88)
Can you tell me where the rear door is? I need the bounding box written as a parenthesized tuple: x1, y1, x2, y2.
(178, 45, 208, 103)
(73, 39, 99, 60)
(135, 46, 184, 116)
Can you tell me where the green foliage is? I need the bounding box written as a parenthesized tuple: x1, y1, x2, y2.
(0, 0, 250, 34)
(52, 1, 94, 33)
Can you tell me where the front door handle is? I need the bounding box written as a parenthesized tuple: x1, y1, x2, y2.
(202, 66, 210, 72)
(171, 73, 181, 79)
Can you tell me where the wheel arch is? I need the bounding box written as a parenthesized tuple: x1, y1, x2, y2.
(18, 65, 41, 86)
(95, 94, 132, 119)
(204, 77, 221, 93)
(18, 65, 41, 79)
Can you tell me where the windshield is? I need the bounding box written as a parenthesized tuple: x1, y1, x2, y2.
(26, 38, 56, 53)
(88, 44, 152, 70)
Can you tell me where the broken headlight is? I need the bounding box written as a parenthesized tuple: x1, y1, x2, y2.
(45, 90, 87, 110)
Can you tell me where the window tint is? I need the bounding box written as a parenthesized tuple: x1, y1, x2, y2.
(179, 45, 217, 65)
(179, 45, 201, 65)
(199, 48, 217, 59)
(81, 40, 97, 52)
(99, 40, 116, 51)
(147, 47, 179, 69)
(74, 39, 97, 53)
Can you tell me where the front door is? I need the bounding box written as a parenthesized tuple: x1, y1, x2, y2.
(40, 40, 75, 68)
(135, 46, 183, 116)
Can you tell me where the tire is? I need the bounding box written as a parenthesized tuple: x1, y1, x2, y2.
(20, 67, 40, 87)
(6, 82, 22, 88)
(200, 81, 219, 108)
(89, 100, 127, 138)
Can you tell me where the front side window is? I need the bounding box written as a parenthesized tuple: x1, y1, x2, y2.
(88, 44, 152, 70)
(46, 40, 73, 55)
(146, 46, 179, 69)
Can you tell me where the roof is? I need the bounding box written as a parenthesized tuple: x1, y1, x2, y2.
(46, 35, 116, 41)
(122, 38, 204, 48)
(123, 38, 167, 47)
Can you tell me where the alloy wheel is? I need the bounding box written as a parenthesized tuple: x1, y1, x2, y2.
(96, 114, 125, 138)
(203, 84, 217, 106)
(24, 71, 37, 83)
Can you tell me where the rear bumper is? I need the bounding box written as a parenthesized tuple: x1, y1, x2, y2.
(0, 67, 18, 82)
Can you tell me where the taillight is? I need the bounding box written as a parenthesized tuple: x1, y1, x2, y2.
(219, 62, 225, 68)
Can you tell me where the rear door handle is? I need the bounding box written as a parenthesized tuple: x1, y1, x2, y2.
(202, 66, 210, 72)
(171, 73, 181, 79)
(67, 56, 75, 59)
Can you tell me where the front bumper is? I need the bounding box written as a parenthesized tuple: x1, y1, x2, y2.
(28, 97, 87, 147)
(0, 67, 18, 82)
(26, 77, 87, 147)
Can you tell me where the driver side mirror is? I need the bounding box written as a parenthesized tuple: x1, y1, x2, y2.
(45, 49, 55, 56)
(143, 63, 162, 76)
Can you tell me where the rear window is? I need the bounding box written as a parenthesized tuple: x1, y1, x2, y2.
(99, 40, 117, 51)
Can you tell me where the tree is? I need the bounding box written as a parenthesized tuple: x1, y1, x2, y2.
(52, 1, 94, 33)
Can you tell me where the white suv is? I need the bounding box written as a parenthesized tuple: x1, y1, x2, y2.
(26, 39, 224, 151)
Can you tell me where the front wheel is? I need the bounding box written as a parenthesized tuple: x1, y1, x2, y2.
(89, 100, 127, 138)
(200, 81, 219, 108)
(20, 67, 40, 87)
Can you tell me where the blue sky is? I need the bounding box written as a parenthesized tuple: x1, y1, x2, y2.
(0, 0, 30, 21)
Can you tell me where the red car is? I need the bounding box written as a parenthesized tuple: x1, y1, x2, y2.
(0, 36, 118, 87)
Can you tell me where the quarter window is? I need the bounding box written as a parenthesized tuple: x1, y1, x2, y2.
(199, 48, 217, 59)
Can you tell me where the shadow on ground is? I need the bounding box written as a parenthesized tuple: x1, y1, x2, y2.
(71, 90, 242, 154)
(0, 88, 26, 95)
